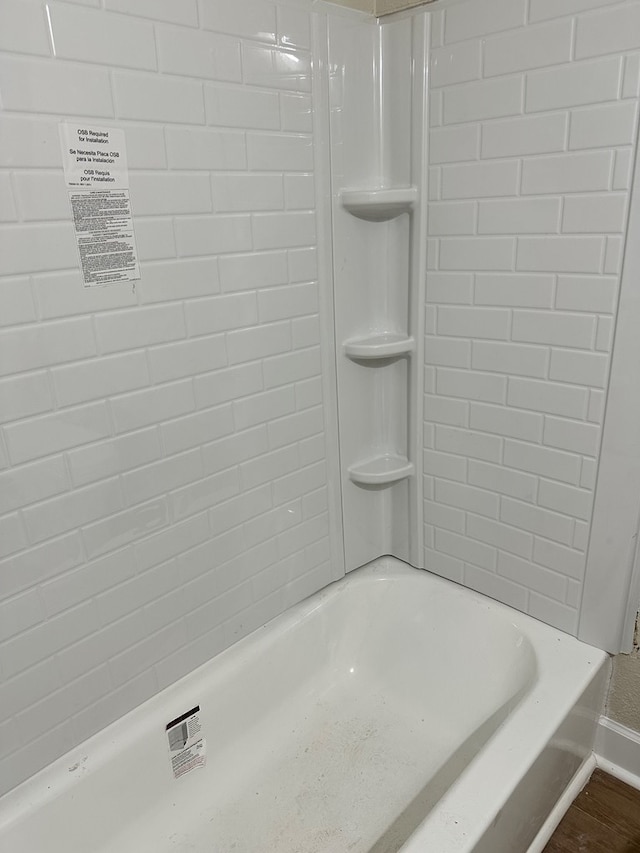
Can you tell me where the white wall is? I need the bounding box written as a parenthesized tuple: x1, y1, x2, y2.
(0, 0, 345, 796)
(422, 0, 640, 635)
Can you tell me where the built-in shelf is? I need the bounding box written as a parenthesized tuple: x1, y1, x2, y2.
(341, 187, 418, 221)
(344, 333, 415, 360)
(348, 454, 415, 486)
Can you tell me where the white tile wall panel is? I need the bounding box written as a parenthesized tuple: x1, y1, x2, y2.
(442, 160, 520, 199)
(426, 272, 474, 304)
(425, 336, 471, 368)
(194, 363, 263, 409)
(125, 218, 176, 261)
(474, 273, 555, 308)
(430, 41, 482, 88)
(199, 0, 276, 41)
(242, 44, 311, 92)
(444, 0, 526, 43)
(430, 125, 480, 164)
(468, 460, 538, 502)
(1, 533, 84, 599)
(423, 0, 639, 635)
(543, 416, 600, 456)
(0, 372, 53, 424)
(498, 552, 567, 601)
(521, 151, 613, 195)
(613, 148, 634, 189)
(467, 513, 534, 559)
(435, 479, 499, 518)
(82, 500, 171, 559)
(507, 377, 589, 418)
(52, 352, 150, 406)
(218, 250, 288, 292)
(205, 85, 280, 130)
(13, 171, 70, 221)
(623, 53, 640, 98)
(137, 258, 220, 304)
(162, 406, 234, 455)
(277, 4, 311, 51)
(437, 305, 510, 339)
(529, 0, 624, 22)
(0, 456, 68, 516)
(478, 197, 561, 234)
(538, 479, 593, 521)
(130, 172, 214, 216)
(67, 429, 162, 487)
(549, 348, 610, 387)
(0, 57, 114, 116)
(4, 403, 112, 465)
(213, 175, 284, 212)
(104, 0, 198, 25)
(512, 310, 596, 347)
(469, 402, 543, 442)
(0, 116, 64, 167)
(156, 27, 241, 81)
(0, 174, 17, 221)
(280, 92, 313, 132)
(516, 236, 604, 273)
(95, 304, 186, 353)
(443, 76, 523, 124)
(284, 174, 315, 210)
(33, 270, 137, 318)
(0, 223, 78, 275)
(472, 341, 548, 378)
(526, 56, 621, 112)
(0, 277, 36, 326)
(113, 71, 205, 124)
(500, 497, 574, 545)
(47, 3, 157, 70)
(0, 0, 50, 57)
(576, 2, 640, 58)
(429, 201, 476, 235)
(439, 237, 515, 270)
(175, 215, 253, 258)
(562, 194, 628, 233)
(604, 234, 624, 273)
(484, 19, 572, 77)
(503, 440, 581, 485)
(569, 101, 638, 150)
(436, 367, 507, 403)
(481, 113, 568, 159)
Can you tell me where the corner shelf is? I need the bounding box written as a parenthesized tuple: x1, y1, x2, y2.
(344, 333, 415, 361)
(341, 187, 418, 222)
(348, 454, 415, 486)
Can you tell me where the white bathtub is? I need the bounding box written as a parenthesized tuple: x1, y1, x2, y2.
(0, 558, 609, 853)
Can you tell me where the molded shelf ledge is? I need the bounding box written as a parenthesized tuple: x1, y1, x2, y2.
(344, 333, 415, 360)
(341, 187, 418, 221)
(348, 455, 415, 486)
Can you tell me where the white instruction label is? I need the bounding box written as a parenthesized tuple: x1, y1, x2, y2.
(166, 705, 206, 780)
(59, 123, 140, 287)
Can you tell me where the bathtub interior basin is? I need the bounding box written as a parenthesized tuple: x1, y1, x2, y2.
(0, 558, 609, 853)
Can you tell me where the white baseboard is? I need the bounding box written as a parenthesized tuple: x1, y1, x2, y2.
(595, 716, 640, 791)
(526, 755, 596, 853)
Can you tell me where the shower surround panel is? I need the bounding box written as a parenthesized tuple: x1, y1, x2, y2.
(0, 0, 343, 796)
(423, 0, 640, 635)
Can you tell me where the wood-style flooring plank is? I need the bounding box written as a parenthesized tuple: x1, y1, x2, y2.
(543, 770, 640, 853)
(572, 769, 640, 842)
(543, 805, 637, 853)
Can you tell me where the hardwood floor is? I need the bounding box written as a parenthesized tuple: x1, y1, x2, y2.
(543, 769, 640, 852)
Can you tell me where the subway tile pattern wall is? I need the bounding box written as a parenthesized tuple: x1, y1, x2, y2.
(425, 0, 640, 634)
(0, 0, 340, 794)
